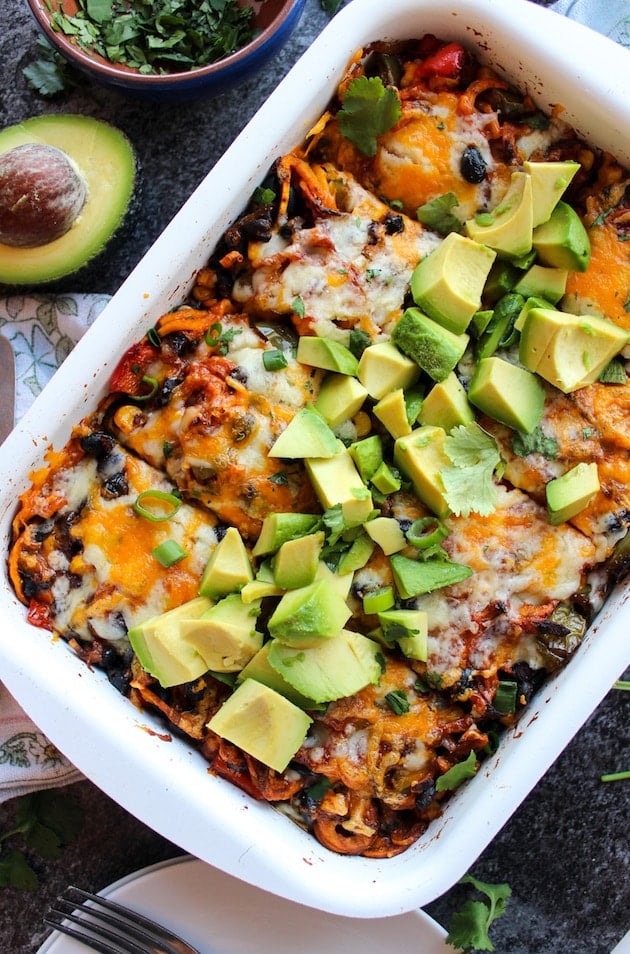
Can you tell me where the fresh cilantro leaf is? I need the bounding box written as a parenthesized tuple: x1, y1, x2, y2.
(416, 192, 463, 235)
(446, 875, 512, 952)
(22, 37, 83, 97)
(442, 422, 501, 517)
(292, 295, 306, 319)
(0, 850, 39, 890)
(510, 426, 559, 460)
(435, 750, 477, 792)
(0, 790, 84, 890)
(337, 76, 402, 157)
(598, 358, 627, 384)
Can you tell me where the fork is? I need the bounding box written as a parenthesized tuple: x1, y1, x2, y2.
(44, 885, 200, 954)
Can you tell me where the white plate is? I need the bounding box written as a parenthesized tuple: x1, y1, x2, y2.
(38, 855, 449, 953)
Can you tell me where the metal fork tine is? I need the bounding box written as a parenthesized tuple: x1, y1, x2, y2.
(43, 908, 144, 954)
(44, 884, 199, 954)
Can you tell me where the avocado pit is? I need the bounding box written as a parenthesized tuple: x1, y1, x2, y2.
(0, 142, 87, 248)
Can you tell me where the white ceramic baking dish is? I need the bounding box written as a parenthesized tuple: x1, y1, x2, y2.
(1, 0, 629, 918)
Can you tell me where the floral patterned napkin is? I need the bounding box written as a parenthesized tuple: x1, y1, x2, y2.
(0, 0, 628, 806)
(0, 293, 109, 803)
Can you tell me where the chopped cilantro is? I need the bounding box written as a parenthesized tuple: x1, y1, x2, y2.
(337, 76, 402, 157)
(205, 322, 241, 355)
(416, 192, 463, 235)
(510, 426, 559, 459)
(385, 689, 410, 714)
(292, 295, 306, 319)
(442, 422, 501, 517)
(348, 328, 371, 358)
(435, 750, 478, 792)
(446, 875, 512, 952)
(598, 358, 627, 384)
(44, 0, 258, 75)
(23, 36, 83, 97)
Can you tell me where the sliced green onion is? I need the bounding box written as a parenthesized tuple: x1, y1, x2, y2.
(406, 517, 448, 550)
(152, 539, 187, 567)
(147, 327, 161, 347)
(132, 375, 159, 402)
(614, 680, 630, 691)
(263, 349, 289, 372)
(601, 770, 630, 782)
(494, 679, 518, 714)
(133, 490, 182, 522)
(362, 587, 395, 615)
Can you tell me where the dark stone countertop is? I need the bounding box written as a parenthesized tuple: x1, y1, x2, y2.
(1, 1, 628, 951)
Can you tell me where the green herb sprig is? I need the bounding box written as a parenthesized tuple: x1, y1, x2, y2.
(0, 790, 83, 889)
(446, 875, 512, 952)
(46, 0, 258, 75)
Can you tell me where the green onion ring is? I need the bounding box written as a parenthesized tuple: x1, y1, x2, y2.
(133, 490, 182, 522)
(406, 516, 448, 550)
(131, 374, 159, 402)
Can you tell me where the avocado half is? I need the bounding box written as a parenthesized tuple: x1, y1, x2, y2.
(0, 114, 135, 285)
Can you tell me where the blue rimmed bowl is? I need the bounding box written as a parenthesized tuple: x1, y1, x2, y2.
(26, 0, 307, 101)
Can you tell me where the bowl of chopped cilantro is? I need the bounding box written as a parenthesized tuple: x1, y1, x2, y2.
(26, 0, 307, 100)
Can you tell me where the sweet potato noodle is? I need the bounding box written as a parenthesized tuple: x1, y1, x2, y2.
(9, 35, 630, 858)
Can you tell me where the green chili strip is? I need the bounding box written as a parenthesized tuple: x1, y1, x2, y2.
(133, 490, 182, 522)
(406, 516, 448, 550)
(152, 539, 187, 567)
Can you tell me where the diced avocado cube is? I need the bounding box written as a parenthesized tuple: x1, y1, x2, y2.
(393, 425, 451, 517)
(377, 608, 428, 661)
(337, 532, 375, 575)
(389, 554, 472, 599)
(465, 170, 534, 259)
(252, 512, 320, 557)
(207, 679, 312, 773)
(392, 308, 469, 383)
(373, 388, 412, 439)
(520, 306, 630, 392)
(314, 560, 354, 600)
(513, 263, 568, 304)
(305, 448, 374, 525)
(128, 596, 213, 688)
(272, 531, 325, 589)
(514, 295, 554, 333)
(524, 159, 580, 227)
(546, 461, 600, 525)
(267, 630, 382, 704)
(199, 527, 253, 599)
(363, 516, 406, 555)
(267, 578, 351, 648)
(296, 336, 359, 375)
(237, 642, 321, 710)
(370, 461, 402, 495)
(240, 579, 284, 603)
(268, 406, 339, 459)
(180, 594, 262, 672)
(468, 356, 545, 433)
(410, 231, 496, 333)
(357, 341, 420, 399)
(349, 434, 383, 483)
(418, 372, 474, 432)
(314, 372, 367, 426)
(532, 200, 590, 272)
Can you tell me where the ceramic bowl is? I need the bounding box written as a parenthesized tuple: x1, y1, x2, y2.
(26, 0, 307, 101)
(3, 0, 630, 920)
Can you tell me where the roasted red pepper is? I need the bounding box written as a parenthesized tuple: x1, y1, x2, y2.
(27, 599, 53, 631)
(109, 340, 157, 395)
(415, 42, 466, 78)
